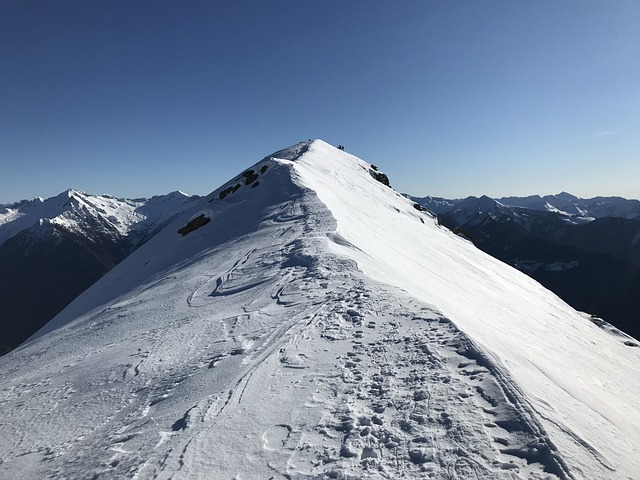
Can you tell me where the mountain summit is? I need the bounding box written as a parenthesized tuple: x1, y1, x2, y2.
(1, 140, 638, 479)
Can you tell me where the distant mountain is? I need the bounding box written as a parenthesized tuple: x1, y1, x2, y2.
(411, 193, 640, 339)
(0, 190, 199, 353)
(1, 141, 638, 479)
(498, 191, 640, 219)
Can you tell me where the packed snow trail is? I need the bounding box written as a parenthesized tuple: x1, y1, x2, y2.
(0, 232, 566, 478)
(0, 140, 638, 479)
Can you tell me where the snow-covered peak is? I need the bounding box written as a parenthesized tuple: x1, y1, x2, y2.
(554, 191, 579, 201)
(151, 190, 190, 200)
(2, 141, 639, 479)
(499, 192, 640, 219)
(0, 189, 200, 247)
(459, 194, 502, 212)
(63, 188, 84, 198)
(438, 194, 505, 226)
(406, 194, 458, 215)
(269, 139, 313, 161)
(0, 191, 78, 245)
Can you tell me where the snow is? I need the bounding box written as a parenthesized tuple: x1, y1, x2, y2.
(0, 189, 199, 247)
(499, 193, 640, 220)
(1, 140, 638, 479)
(185, 209, 213, 223)
(543, 202, 572, 217)
(296, 142, 640, 478)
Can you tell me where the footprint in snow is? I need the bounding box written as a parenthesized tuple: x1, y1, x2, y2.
(262, 424, 292, 451)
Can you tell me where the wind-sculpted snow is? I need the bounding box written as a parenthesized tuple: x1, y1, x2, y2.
(293, 142, 640, 479)
(0, 221, 566, 477)
(0, 140, 638, 479)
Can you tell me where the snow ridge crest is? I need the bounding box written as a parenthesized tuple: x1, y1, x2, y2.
(1, 140, 638, 480)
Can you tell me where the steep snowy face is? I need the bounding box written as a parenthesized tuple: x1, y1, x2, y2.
(412, 192, 640, 341)
(1, 140, 638, 480)
(293, 141, 640, 478)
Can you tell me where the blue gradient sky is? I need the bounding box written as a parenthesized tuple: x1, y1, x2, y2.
(2, 1, 639, 203)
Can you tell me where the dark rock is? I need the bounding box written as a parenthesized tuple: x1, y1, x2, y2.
(178, 214, 211, 236)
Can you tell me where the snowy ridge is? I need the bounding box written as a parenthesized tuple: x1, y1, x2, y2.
(1, 141, 638, 479)
(0, 189, 199, 247)
(415, 192, 640, 224)
(498, 192, 640, 220)
(296, 142, 640, 478)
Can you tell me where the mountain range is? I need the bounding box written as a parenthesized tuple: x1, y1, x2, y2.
(0, 140, 638, 479)
(411, 193, 640, 340)
(419, 191, 640, 220)
(0, 190, 199, 353)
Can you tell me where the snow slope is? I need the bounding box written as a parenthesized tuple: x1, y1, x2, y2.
(1, 141, 638, 479)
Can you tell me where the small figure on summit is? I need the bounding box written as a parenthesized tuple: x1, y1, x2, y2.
(337, 145, 345, 151)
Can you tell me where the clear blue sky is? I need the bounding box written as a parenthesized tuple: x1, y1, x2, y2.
(2, 1, 639, 203)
